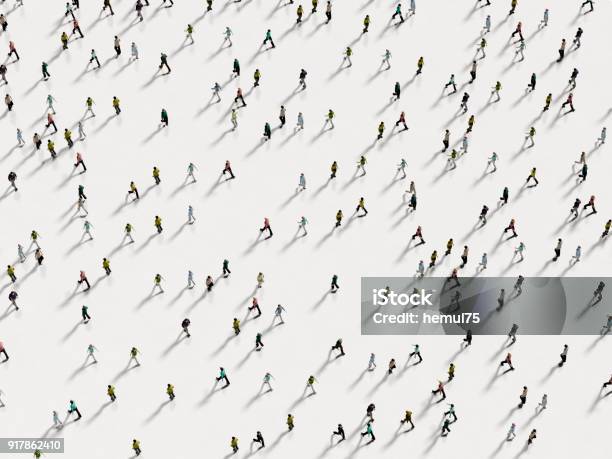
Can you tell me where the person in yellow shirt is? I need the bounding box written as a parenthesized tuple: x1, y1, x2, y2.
(166, 384, 175, 400)
(153, 167, 160, 185)
(102, 258, 111, 275)
(112, 96, 121, 115)
(416, 56, 424, 74)
(330, 161, 337, 179)
(47, 139, 56, 159)
(7, 265, 16, 283)
(132, 439, 141, 456)
(107, 385, 116, 402)
(287, 414, 295, 431)
(335, 210, 343, 227)
(356, 197, 368, 216)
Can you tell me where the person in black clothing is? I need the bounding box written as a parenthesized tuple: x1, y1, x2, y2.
(332, 424, 345, 442)
(252, 431, 265, 448)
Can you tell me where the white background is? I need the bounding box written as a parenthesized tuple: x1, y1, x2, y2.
(0, 0, 610, 457)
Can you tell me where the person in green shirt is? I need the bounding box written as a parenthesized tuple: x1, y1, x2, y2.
(81, 305, 91, 323)
(392, 81, 400, 100)
(361, 422, 375, 442)
(68, 400, 82, 420)
(263, 122, 271, 141)
(83, 220, 93, 240)
(86, 344, 98, 364)
(255, 333, 264, 350)
(42, 61, 51, 80)
(124, 223, 134, 243)
(216, 367, 230, 387)
(391, 3, 404, 23)
(187, 162, 197, 182)
(263, 29, 275, 48)
(160, 109, 168, 127)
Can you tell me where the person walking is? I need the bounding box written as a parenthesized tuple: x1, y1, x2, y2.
(528, 429, 537, 445)
(553, 238, 562, 261)
(159, 53, 171, 73)
(263, 29, 275, 49)
(67, 400, 82, 420)
(525, 167, 539, 186)
(558, 38, 566, 62)
(216, 367, 230, 387)
(181, 318, 191, 338)
(132, 439, 141, 456)
(360, 421, 375, 442)
(105, 383, 117, 402)
(518, 386, 528, 408)
(432, 380, 446, 400)
(500, 352, 515, 371)
(400, 410, 415, 429)
(558, 344, 568, 366)
(332, 424, 345, 442)
(259, 218, 273, 238)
